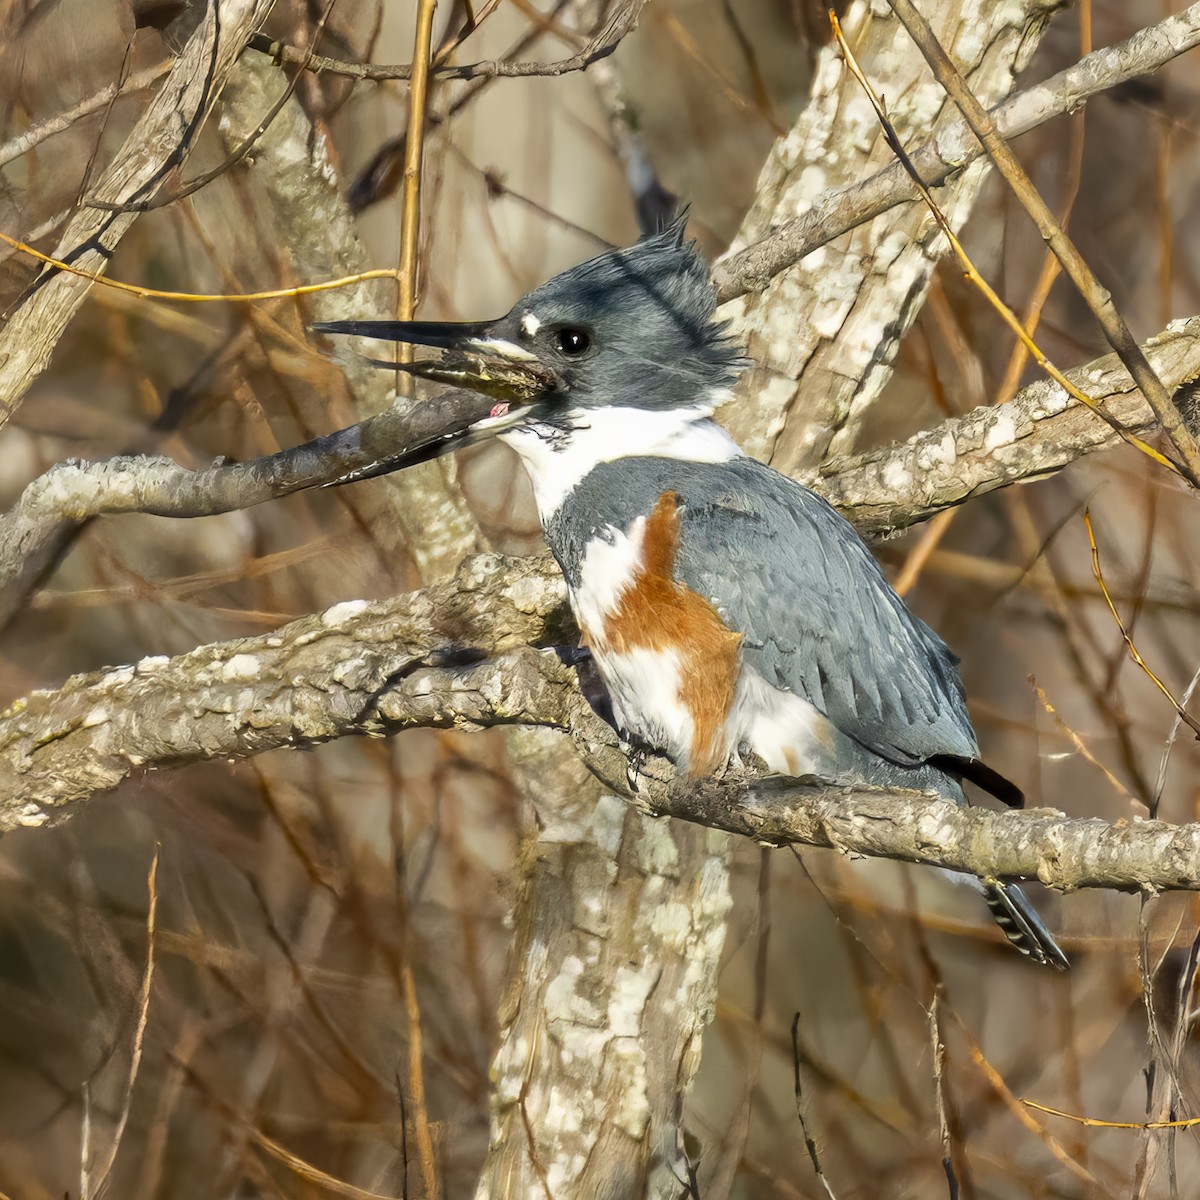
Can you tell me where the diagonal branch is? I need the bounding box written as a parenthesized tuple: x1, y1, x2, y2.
(811, 317, 1200, 537)
(0, 387, 497, 614)
(5, 312, 1198, 607)
(886, 0, 1200, 485)
(712, 1, 1200, 304)
(2, 551, 1198, 896)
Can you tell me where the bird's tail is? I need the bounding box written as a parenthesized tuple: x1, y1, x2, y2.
(982, 880, 1069, 970)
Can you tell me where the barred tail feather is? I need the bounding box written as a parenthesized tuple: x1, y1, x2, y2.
(982, 881, 1069, 971)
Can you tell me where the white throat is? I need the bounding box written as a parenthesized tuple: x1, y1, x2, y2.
(497, 399, 743, 521)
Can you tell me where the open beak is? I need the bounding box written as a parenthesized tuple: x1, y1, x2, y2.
(312, 318, 558, 408)
(311, 317, 560, 485)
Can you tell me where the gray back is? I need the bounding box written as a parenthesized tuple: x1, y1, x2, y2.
(547, 455, 979, 770)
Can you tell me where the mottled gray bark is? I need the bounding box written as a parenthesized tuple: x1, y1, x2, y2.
(3, 564, 1198, 895)
(712, 1, 1200, 303)
(717, 0, 1065, 471)
(814, 316, 1200, 537)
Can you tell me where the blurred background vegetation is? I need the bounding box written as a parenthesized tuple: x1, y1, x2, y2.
(1, 0, 1199, 1196)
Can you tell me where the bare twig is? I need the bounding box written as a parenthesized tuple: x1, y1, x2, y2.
(84, 847, 159, 1200)
(394, 0, 438, 386)
(954, 1014, 1099, 1188)
(1151, 663, 1200, 818)
(0, 229, 400, 300)
(712, 2, 1200, 304)
(244, 0, 645, 81)
(829, 9, 1182, 479)
(994, 1, 1092, 407)
(928, 992, 958, 1200)
(1084, 511, 1200, 738)
(1023, 1100, 1200, 1132)
(791, 1013, 841, 1200)
(886, 0, 1200, 485)
(0, 60, 172, 170)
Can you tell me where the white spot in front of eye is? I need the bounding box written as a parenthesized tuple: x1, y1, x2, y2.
(521, 311, 541, 337)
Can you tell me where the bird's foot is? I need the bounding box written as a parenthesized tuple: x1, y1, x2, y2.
(552, 643, 592, 668)
(622, 734, 652, 793)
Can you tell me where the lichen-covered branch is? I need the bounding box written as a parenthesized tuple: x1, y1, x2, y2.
(2, 555, 1197, 896)
(811, 317, 1200, 537)
(0, 553, 567, 829)
(711, 1, 1200, 305)
(716, 0, 1064, 473)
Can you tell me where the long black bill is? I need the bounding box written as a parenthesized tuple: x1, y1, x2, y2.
(312, 318, 559, 402)
(311, 317, 558, 488)
(312, 318, 493, 348)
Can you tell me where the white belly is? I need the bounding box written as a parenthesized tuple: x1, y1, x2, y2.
(588, 631, 839, 779)
(569, 506, 839, 778)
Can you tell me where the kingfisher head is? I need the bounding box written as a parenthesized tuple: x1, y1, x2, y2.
(313, 220, 745, 513)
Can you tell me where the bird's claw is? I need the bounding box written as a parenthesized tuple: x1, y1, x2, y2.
(622, 736, 649, 793)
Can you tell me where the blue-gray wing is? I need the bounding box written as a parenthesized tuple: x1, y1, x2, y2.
(669, 458, 979, 766)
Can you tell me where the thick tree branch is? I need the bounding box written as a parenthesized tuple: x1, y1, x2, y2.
(5, 314, 1197, 604)
(0, 387, 496, 601)
(812, 317, 1200, 537)
(2, 555, 1196, 896)
(711, 1, 1200, 304)
(0, 553, 567, 828)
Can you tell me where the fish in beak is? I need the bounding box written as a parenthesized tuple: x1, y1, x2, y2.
(313, 318, 560, 421)
(311, 317, 564, 484)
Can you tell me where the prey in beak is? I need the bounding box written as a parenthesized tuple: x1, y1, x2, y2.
(312, 318, 561, 430)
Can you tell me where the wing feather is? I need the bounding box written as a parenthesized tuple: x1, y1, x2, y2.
(547, 455, 980, 767)
(668, 458, 979, 766)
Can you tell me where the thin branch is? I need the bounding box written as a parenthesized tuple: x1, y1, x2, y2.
(829, 8, 1182, 480)
(0, 229, 400, 300)
(88, 848, 159, 1200)
(994, 0, 1092, 408)
(712, 1, 1200, 303)
(0, 59, 172, 171)
(886, 0, 1200, 485)
(395, 0, 438, 381)
(1084, 511, 1200, 738)
(791, 1013, 842, 1200)
(244, 0, 646, 82)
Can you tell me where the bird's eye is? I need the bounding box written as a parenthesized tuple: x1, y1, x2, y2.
(555, 327, 591, 356)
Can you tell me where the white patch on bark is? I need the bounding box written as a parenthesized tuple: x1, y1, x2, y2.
(321, 599, 370, 625)
(984, 412, 1018, 453)
(221, 654, 260, 681)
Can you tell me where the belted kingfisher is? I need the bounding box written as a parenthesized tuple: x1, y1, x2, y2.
(314, 220, 1068, 970)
